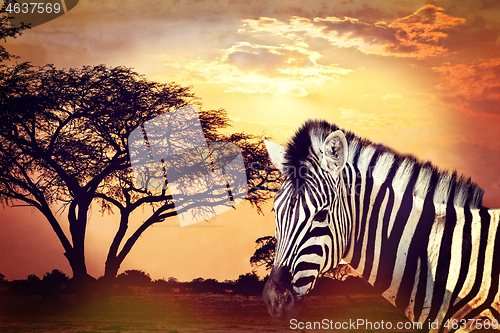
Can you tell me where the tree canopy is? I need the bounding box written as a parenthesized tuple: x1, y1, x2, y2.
(250, 236, 276, 271)
(0, 63, 281, 298)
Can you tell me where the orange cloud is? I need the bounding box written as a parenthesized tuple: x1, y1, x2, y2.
(433, 58, 500, 116)
(388, 5, 466, 56)
(241, 5, 466, 58)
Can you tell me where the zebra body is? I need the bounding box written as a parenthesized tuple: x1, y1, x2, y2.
(262, 120, 500, 332)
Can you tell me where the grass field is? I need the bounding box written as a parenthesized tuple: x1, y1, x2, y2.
(0, 288, 418, 332)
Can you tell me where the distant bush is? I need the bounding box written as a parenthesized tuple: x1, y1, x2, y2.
(116, 269, 152, 286)
(232, 272, 264, 296)
(27, 274, 43, 294)
(152, 279, 175, 293)
(188, 278, 226, 294)
(7, 270, 69, 300)
(152, 277, 229, 294)
(0, 273, 7, 295)
(9, 274, 43, 296)
(42, 269, 69, 300)
(3, 268, 377, 299)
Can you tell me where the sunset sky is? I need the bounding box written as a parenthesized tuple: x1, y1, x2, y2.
(1, 0, 499, 283)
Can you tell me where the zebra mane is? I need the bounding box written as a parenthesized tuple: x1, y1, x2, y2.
(284, 119, 484, 208)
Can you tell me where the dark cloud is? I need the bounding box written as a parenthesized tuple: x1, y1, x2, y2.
(349, 4, 400, 23)
(441, 21, 500, 63)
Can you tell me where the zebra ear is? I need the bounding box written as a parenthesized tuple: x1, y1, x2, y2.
(265, 139, 286, 173)
(321, 130, 348, 177)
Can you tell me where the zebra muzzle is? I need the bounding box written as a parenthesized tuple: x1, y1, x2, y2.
(262, 266, 303, 321)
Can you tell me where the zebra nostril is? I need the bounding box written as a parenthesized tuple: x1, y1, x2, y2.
(284, 290, 295, 310)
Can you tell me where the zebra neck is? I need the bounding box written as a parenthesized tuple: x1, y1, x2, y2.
(338, 142, 500, 325)
(340, 141, 484, 271)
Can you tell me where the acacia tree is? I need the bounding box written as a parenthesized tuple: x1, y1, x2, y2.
(250, 236, 276, 271)
(0, 63, 280, 299)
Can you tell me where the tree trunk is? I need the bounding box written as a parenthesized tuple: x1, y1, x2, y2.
(97, 256, 121, 301)
(67, 199, 94, 303)
(65, 248, 94, 304)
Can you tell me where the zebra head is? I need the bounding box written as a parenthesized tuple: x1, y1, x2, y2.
(262, 121, 351, 321)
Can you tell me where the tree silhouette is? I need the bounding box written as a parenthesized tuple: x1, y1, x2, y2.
(116, 269, 152, 286)
(0, 63, 281, 301)
(250, 236, 276, 270)
(233, 272, 263, 295)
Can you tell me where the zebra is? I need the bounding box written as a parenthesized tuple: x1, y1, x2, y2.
(262, 119, 500, 332)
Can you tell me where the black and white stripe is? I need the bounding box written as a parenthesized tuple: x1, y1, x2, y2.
(264, 119, 500, 331)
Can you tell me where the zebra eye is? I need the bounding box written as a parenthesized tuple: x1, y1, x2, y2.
(314, 210, 328, 222)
